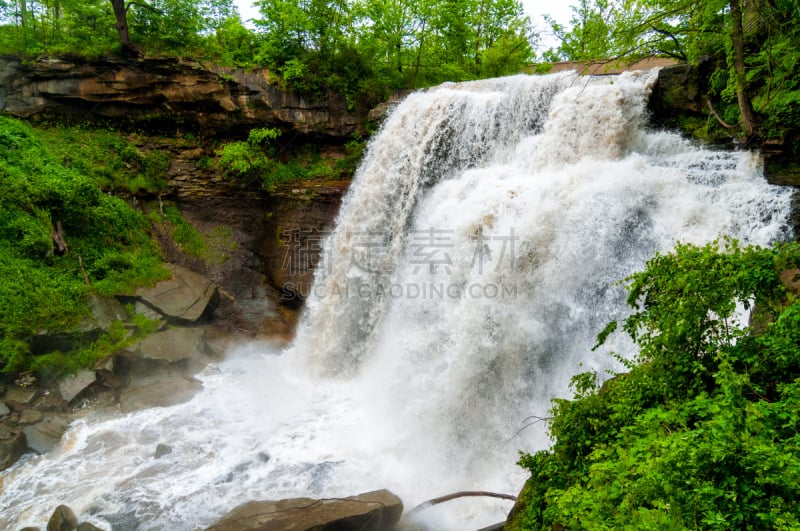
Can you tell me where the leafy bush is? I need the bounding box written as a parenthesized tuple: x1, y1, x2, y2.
(0, 117, 166, 376)
(149, 204, 207, 258)
(512, 241, 800, 530)
(215, 128, 359, 192)
(39, 125, 171, 194)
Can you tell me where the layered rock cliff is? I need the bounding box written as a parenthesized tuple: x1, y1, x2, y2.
(0, 56, 364, 138)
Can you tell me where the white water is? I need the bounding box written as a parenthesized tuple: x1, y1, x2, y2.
(0, 71, 793, 530)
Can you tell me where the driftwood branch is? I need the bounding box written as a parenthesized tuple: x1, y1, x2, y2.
(405, 491, 517, 520)
(706, 98, 735, 129)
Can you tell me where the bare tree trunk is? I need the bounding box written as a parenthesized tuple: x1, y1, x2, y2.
(110, 0, 140, 56)
(730, 0, 759, 138)
(18, 0, 28, 47)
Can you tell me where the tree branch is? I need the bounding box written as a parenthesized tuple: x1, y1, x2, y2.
(707, 98, 735, 129)
(649, 25, 688, 61)
(405, 491, 517, 520)
(125, 1, 161, 15)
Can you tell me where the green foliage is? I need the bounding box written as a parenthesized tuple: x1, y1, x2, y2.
(38, 125, 170, 194)
(149, 204, 207, 257)
(215, 127, 358, 192)
(0, 116, 166, 376)
(0, 0, 536, 105)
(215, 127, 280, 187)
(542, 0, 800, 140)
(0, 0, 251, 60)
(253, 0, 535, 105)
(513, 241, 800, 530)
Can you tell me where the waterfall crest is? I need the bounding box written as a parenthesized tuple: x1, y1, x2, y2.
(0, 71, 792, 531)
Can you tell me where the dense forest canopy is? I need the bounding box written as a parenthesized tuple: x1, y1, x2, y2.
(1, 1, 798, 140)
(0, 0, 536, 105)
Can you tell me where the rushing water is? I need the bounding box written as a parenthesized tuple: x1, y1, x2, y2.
(0, 71, 793, 530)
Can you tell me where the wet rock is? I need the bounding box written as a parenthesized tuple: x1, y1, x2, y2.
(6, 384, 37, 404)
(648, 63, 706, 121)
(18, 409, 44, 425)
(94, 355, 115, 371)
(367, 90, 411, 123)
(118, 371, 202, 412)
(154, 443, 173, 459)
(15, 372, 37, 387)
(47, 504, 78, 531)
(206, 489, 403, 531)
(136, 264, 219, 323)
(95, 369, 122, 390)
(135, 326, 208, 363)
(0, 426, 27, 470)
(0, 401, 9, 416)
(58, 370, 97, 403)
(76, 523, 106, 531)
(263, 181, 349, 304)
(133, 301, 165, 325)
(22, 415, 70, 454)
(86, 294, 128, 329)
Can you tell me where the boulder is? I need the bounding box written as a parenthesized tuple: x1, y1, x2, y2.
(0, 426, 27, 470)
(86, 294, 128, 330)
(18, 409, 44, 425)
(206, 489, 403, 531)
(58, 370, 97, 403)
(154, 443, 173, 459)
(31, 296, 124, 356)
(47, 504, 78, 531)
(76, 522, 106, 531)
(135, 327, 208, 363)
(133, 301, 166, 325)
(5, 385, 37, 404)
(136, 264, 219, 323)
(22, 415, 71, 454)
(118, 371, 202, 412)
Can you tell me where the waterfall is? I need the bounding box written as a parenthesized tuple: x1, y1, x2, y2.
(0, 71, 792, 530)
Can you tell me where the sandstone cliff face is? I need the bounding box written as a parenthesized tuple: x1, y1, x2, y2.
(0, 56, 364, 137)
(141, 138, 348, 339)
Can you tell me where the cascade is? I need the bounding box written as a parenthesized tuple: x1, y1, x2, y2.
(0, 71, 792, 530)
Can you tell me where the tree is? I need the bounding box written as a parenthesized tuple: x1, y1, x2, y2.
(543, 0, 800, 139)
(512, 241, 800, 529)
(109, 0, 138, 55)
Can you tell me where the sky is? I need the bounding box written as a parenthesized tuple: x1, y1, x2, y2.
(231, 0, 575, 51)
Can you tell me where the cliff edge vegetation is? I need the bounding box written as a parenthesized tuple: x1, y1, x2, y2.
(0, 116, 168, 376)
(508, 241, 800, 530)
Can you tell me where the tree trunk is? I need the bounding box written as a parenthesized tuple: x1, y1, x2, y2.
(110, 0, 140, 56)
(729, 0, 758, 138)
(18, 0, 28, 47)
